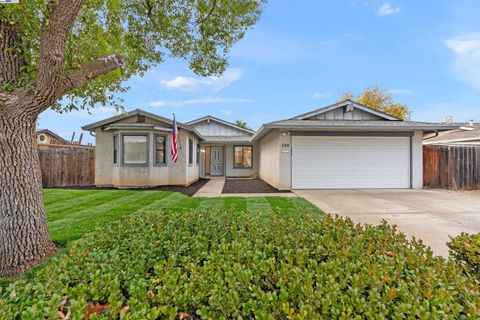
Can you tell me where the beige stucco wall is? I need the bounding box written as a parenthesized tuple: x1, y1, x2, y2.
(278, 132, 292, 190)
(258, 129, 425, 190)
(94, 127, 199, 187)
(258, 130, 281, 188)
(412, 130, 423, 189)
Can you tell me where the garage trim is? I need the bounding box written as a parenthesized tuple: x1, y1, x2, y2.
(291, 134, 412, 189)
(290, 131, 414, 137)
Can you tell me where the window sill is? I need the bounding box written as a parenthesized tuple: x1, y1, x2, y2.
(153, 163, 168, 167)
(120, 163, 149, 167)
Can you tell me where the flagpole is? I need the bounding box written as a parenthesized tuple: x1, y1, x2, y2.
(174, 113, 182, 150)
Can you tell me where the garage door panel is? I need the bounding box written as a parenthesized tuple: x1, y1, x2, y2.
(292, 136, 410, 189)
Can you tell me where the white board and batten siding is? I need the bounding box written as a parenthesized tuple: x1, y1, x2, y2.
(192, 120, 251, 137)
(292, 136, 410, 189)
(306, 108, 383, 120)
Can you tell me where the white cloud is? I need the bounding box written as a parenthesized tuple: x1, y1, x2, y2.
(376, 2, 401, 16)
(445, 33, 480, 89)
(148, 96, 250, 108)
(313, 92, 331, 98)
(219, 108, 233, 115)
(160, 68, 244, 92)
(148, 101, 167, 107)
(160, 77, 200, 92)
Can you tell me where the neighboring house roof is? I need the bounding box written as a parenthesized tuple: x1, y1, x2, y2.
(291, 99, 402, 121)
(447, 122, 480, 128)
(186, 115, 255, 135)
(423, 129, 480, 145)
(36, 129, 69, 143)
(81, 109, 205, 140)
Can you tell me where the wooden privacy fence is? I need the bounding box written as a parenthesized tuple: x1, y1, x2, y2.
(38, 144, 95, 187)
(423, 144, 480, 190)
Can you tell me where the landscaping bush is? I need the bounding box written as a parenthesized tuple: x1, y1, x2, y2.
(1, 209, 479, 319)
(448, 232, 480, 279)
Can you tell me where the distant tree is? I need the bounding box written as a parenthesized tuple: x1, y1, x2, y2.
(235, 119, 251, 130)
(339, 86, 411, 119)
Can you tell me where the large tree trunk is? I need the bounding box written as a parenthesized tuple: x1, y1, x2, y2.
(0, 0, 123, 277)
(0, 109, 57, 277)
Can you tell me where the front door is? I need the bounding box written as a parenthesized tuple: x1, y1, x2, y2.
(210, 147, 224, 176)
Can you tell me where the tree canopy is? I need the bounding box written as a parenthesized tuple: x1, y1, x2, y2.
(339, 86, 411, 119)
(0, 0, 264, 112)
(235, 119, 250, 130)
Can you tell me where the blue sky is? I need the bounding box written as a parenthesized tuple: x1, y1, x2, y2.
(39, 0, 480, 144)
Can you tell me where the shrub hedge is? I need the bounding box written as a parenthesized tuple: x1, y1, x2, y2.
(448, 232, 480, 279)
(1, 210, 479, 319)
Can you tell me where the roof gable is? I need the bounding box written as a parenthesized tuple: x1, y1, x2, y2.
(83, 109, 187, 130)
(82, 109, 205, 139)
(186, 115, 255, 136)
(36, 129, 68, 143)
(291, 99, 401, 121)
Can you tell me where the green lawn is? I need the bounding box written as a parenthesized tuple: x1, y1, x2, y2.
(44, 189, 323, 245)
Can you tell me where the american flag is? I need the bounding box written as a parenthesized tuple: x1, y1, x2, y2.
(171, 114, 179, 163)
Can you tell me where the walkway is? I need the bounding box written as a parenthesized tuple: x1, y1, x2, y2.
(193, 177, 298, 197)
(193, 177, 225, 197)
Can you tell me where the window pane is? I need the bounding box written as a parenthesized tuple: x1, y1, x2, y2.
(196, 144, 200, 164)
(243, 147, 252, 167)
(156, 136, 165, 164)
(234, 147, 243, 167)
(188, 139, 193, 165)
(123, 135, 147, 164)
(234, 146, 252, 168)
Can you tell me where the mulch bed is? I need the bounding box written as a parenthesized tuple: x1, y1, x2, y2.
(44, 178, 210, 197)
(222, 178, 291, 194)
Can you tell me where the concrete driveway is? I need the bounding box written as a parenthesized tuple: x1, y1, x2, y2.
(295, 189, 480, 257)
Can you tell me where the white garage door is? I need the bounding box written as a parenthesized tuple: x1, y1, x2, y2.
(292, 136, 410, 189)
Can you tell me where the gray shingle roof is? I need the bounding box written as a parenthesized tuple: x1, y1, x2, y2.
(250, 119, 460, 141)
(424, 129, 480, 144)
(265, 119, 459, 129)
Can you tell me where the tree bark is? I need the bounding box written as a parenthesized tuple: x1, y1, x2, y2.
(0, 107, 57, 277)
(0, 0, 124, 277)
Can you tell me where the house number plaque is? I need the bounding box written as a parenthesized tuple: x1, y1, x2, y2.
(281, 143, 290, 153)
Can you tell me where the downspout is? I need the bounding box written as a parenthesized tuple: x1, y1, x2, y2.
(422, 130, 439, 142)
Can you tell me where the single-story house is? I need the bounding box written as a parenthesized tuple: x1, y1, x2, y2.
(423, 122, 480, 145)
(36, 129, 70, 145)
(82, 99, 458, 190)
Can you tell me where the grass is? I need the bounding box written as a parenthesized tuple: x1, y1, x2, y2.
(44, 189, 323, 246)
